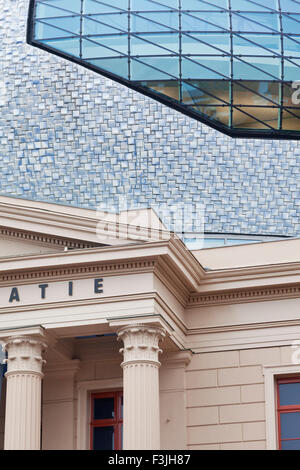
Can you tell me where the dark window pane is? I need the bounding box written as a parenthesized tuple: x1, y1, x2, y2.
(139, 80, 179, 101)
(281, 439, 300, 450)
(182, 81, 229, 106)
(93, 426, 114, 450)
(233, 107, 278, 129)
(280, 412, 300, 439)
(190, 105, 229, 125)
(279, 383, 300, 406)
(233, 82, 280, 106)
(94, 397, 115, 420)
(282, 108, 300, 131)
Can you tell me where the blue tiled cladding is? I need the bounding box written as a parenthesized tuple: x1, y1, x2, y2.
(0, 0, 299, 237)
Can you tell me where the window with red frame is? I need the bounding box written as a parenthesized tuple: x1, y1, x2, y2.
(277, 378, 300, 450)
(90, 391, 123, 450)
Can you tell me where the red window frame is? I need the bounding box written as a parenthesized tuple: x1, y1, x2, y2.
(277, 377, 300, 450)
(90, 391, 123, 450)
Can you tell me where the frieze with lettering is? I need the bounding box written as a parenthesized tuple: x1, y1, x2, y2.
(1, 278, 104, 308)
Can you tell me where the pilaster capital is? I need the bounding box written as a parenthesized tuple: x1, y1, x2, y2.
(117, 323, 166, 367)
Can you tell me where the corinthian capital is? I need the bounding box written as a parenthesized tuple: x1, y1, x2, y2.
(2, 334, 47, 376)
(117, 324, 166, 367)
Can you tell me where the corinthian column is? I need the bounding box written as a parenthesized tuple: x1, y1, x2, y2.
(118, 324, 165, 450)
(2, 330, 47, 450)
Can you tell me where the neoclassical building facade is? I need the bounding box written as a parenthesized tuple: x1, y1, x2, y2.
(0, 195, 300, 450)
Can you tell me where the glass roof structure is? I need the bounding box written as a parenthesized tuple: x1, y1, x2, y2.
(28, 0, 300, 139)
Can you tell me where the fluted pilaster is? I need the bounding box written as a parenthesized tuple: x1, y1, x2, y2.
(118, 324, 165, 450)
(2, 334, 47, 450)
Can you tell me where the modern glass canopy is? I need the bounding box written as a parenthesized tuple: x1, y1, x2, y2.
(28, 0, 300, 138)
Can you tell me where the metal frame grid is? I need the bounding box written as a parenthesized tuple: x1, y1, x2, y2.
(27, 0, 300, 139)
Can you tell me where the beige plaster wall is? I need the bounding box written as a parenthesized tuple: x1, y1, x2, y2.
(186, 345, 295, 450)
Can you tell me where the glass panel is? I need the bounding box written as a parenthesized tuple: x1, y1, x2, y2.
(181, 0, 223, 10)
(36, 0, 82, 14)
(231, 13, 280, 33)
(40, 38, 80, 56)
(202, 238, 226, 248)
(181, 12, 226, 32)
(283, 82, 300, 107)
(83, 0, 128, 14)
(182, 81, 229, 106)
(232, 57, 281, 80)
(284, 37, 300, 57)
(131, 34, 179, 55)
(139, 80, 180, 101)
(230, 0, 274, 11)
(182, 57, 229, 79)
(281, 15, 300, 35)
(233, 82, 280, 106)
(83, 17, 127, 35)
(190, 105, 229, 125)
(131, 57, 178, 81)
(135, 12, 178, 30)
(281, 439, 300, 450)
(85, 35, 129, 56)
(233, 107, 278, 129)
(82, 39, 125, 59)
(282, 108, 300, 130)
(35, 3, 75, 18)
(282, 1, 300, 14)
(131, 0, 171, 11)
(280, 412, 300, 439)
(93, 397, 115, 420)
(131, 14, 171, 33)
(279, 382, 300, 406)
(35, 22, 75, 39)
(86, 13, 128, 31)
(182, 33, 230, 55)
(87, 58, 129, 78)
(39, 16, 81, 35)
(227, 239, 259, 245)
(232, 34, 281, 56)
(93, 426, 114, 450)
(284, 59, 300, 81)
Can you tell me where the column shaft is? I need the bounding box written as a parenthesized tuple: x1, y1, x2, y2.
(5, 372, 42, 450)
(118, 324, 165, 450)
(123, 362, 160, 449)
(2, 335, 47, 450)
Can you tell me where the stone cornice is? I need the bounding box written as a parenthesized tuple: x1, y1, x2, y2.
(0, 239, 203, 293)
(0, 225, 98, 250)
(0, 258, 158, 286)
(0, 196, 171, 246)
(188, 283, 300, 307)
